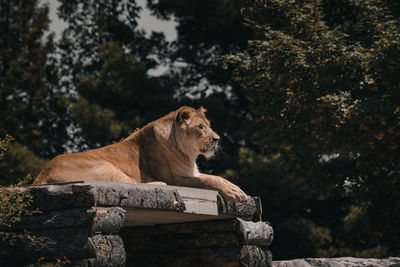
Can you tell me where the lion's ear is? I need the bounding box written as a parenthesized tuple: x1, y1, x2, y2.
(175, 106, 193, 125)
(198, 106, 207, 114)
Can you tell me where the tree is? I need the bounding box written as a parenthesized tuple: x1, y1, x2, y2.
(147, 0, 258, 174)
(225, 0, 400, 257)
(147, 0, 251, 91)
(147, 1, 333, 259)
(57, 0, 177, 149)
(0, 0, 69, 184)
(223, 147, 336, 259)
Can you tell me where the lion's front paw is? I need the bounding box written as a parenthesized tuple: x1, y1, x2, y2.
(218, 183, 248, 202)
(198, 173, 248, 203)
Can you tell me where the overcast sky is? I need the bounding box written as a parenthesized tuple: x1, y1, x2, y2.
(45, 0, 178, 42)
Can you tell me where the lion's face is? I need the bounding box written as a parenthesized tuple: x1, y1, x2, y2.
(175, 106, 220, 159)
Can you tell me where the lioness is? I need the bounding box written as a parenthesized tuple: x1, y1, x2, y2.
(33, 106, 247, 201)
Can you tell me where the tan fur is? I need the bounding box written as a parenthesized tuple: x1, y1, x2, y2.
(33, 106, 247, 201)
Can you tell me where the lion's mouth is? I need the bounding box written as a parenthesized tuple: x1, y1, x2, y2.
(200, 147, 212, 153)
(200, 144, 217, 153)
(200, 143, 219, 158)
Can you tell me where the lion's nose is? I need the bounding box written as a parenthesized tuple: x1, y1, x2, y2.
(212, 135, 220, 143)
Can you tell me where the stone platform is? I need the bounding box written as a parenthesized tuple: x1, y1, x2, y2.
(273, 257, 400, 267)
(0, 181, 273, 267)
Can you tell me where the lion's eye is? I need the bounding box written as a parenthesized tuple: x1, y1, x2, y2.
(198, 125, 205, 130)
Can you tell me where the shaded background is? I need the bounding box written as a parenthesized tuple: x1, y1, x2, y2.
(1, 0, 399, 260)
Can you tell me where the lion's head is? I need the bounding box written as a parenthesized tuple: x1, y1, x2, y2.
(174, 106, 220, 159)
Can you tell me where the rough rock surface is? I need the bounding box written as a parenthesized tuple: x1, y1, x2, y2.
(273, 257, 400, 267)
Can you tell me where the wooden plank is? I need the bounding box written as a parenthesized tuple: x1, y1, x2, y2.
(241, 245, 273, 267)
(88, 234, 126, 267)
(1, 207, 125, 234)
(125, 245, 272, 267)
(0, 229, 125, 266)
(123, 231, 240, 252)
(28, 182, 185, 212)
(90, 207, 125, 234)
(28, 182, 260, 220)
(121, 219, 240, 236)
(237, 218, 274, 246)
(0, 228, 89, 265)
(172, 185, 219, 215)
(126, 247, 241, 267)
(121, 220, 242, 253)
(123, 209, 234, 226)
(1, 182, 267, 266)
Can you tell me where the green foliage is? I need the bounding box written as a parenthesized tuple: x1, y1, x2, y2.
(74, 41, 176, 146)
(71, 96, 125, 145)
(2, 0, 399, 260)
(148, 0, 251, 91)
(147, 0, 259, 181)
(0, 0, 70, 156)
(0, 135, 13, 160)
(0, 0, 69, 185)
(225, 0, 400, 257)
(58, 0, 177, 148)
(0, 174, 39, 239)
(28, 256, 71, 267)
(0, 142, 47, 186)
(0, 136, 40, 242)
(0, 136, 70, 266)
(223, 147, 336, 258)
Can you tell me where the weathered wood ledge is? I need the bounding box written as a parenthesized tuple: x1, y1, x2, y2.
(27, 181, 261, 225)
(1, 181, 273, 267)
